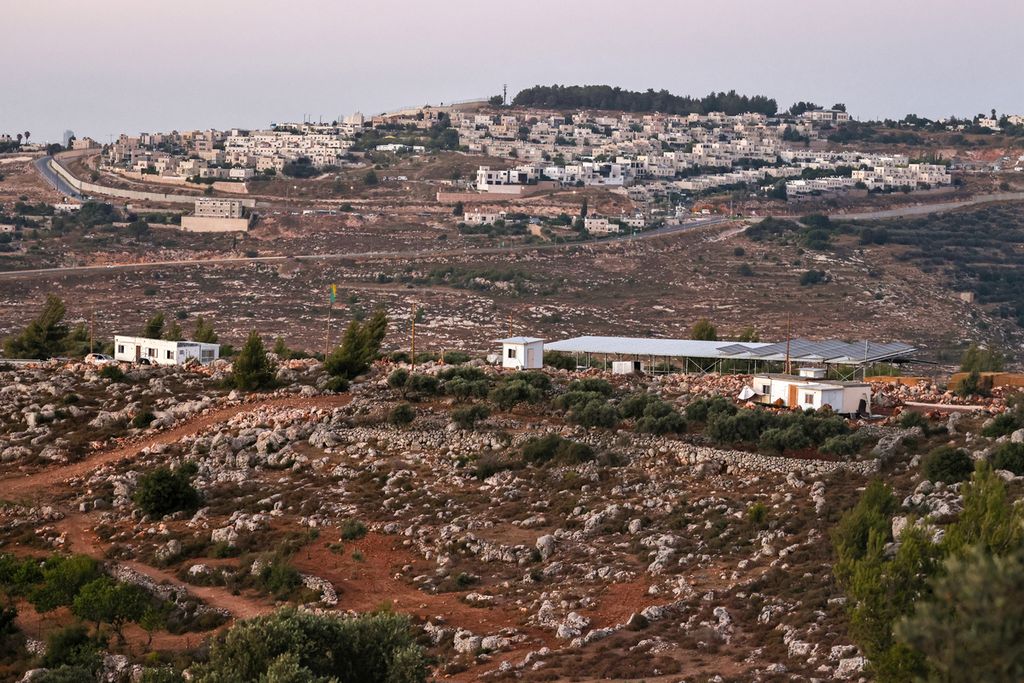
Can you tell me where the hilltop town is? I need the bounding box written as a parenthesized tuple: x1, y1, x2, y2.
(2, 84, 1024, 682)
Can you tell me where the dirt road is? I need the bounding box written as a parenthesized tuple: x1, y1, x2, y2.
(2, 393, 351, 502)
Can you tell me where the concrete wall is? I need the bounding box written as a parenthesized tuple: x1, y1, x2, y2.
(50, 152, 255, 207)
(180, 216, 249, 233)
(114, 170, 251, 195)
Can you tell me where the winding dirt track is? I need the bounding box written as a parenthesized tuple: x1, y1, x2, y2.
(1, 393, 352, 502)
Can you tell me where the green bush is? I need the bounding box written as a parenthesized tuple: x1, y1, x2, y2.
(474, 453, 516, 480)
(133, 463, 201, 517)
(256, 555, 302, 599)
(192, 608, 428, 683)
(29, 555, 102, 613)
(684, 396, 736, 423)
(899, 411, 929, 431)
(99, 364, 125, 382)
(982, 413, 1022, 438)
(40, 623, 105, 673)
(339, 519, 367, 541)
(619, 392, 659, 419)
(324, 310, 388, 381)
(131, 410, 156, 429)
(820, 433, 861, 457)
(922, 446, 973, 484)
(553, 390, 605, 411)
(388, 403, 415, 427)
(570, 398, 619, 429)
(544, 352, 576, 371)
(746, 502, 768, 526)
(992, 442, 1024, 476)
(489, 379, 543, 410)
(452, 404, 490, 430)
(634, 399, 686, 435)
(521, 434, 594, 466)
(567, 378, 613, 396)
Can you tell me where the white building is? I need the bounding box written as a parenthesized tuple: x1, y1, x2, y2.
(497, 337, 544, 370)
(195, 198, 243, 219)
(749, 368, 871, 415)
(463, 211, 503, 225)
(114, 335, 220, 366)
(584, 216, 621, 235)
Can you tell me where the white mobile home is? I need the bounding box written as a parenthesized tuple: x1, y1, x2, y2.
(497, 337, 544, 370)
(114, 335, 220, 366)
(750, 369, 871, 416)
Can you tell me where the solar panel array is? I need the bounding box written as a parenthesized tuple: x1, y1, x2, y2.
(543, 336, 917, 365)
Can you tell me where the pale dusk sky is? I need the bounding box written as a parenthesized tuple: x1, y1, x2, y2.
(3, 0, 1022, 142)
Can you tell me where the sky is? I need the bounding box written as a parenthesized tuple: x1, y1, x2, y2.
(3, 0, 1022, 143)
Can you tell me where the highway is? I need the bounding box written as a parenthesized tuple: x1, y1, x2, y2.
(0, 216, 730, 280)
(32, 155, 83, 199)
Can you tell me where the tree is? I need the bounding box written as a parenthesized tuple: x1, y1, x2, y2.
(737, 326, 760, 342)
(30, 555, 102, 613)
(452, 201, 464, 217)
(164, 320, 183, 341)
(193, 316, 218, 343)
(23, 131, 30, 145)
(128, 219, 150, 239)
(896, 546, 1024, 682)
(72, 577, 149, 643)
(388, 403, 415, 427)
(960, 343, 1004, 373)
(40, 623, 104, 674)
(943, 462, 1024, 557)
(922, 445, 973, 484)
(324, 309, 388, 383)
(363, 170, 379, 186)
(690, 318, 717, 341)
(232, 330, 276, 391)
(580, 197, 588, 218)
(2, 294, 70, 359)
(488, 94, 504, 106)
(143, 312, 165, 339)
(191, 608, 428, 683)
(134, 463, 201, 517)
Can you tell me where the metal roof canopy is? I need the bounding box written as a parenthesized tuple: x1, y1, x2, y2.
(544, 336, 916, 366)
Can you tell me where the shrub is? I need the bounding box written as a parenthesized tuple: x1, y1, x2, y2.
(474, 453, 516, 480)
(544, 352, 576, 371)
(521, 434, 594, 466)
(567, 378, 613, 396)
(388, 403, 415, 427)
(489, 379, 543, 410)
(99, 364, 125, 381)
(452, 404, 489, 430)
(133, 463, 201, 517)
(29, 555, 102, 613)
(339, 519, 367, 541)
(898, 411, 929, 431)
(634, 399, 686, 435)
(922, 445, 973, 484)
(746, 502, 768, 526)
(131, 410, 156, 429)
(41, 623, 104, 673)
(799, 269, 828, 286)
(553, 390, 605, 411)
(982, 413, 1021, 438)
(819, 433, 861, 457)
(256, 555, 302, 599)
(191, 608, 428, 683)
(992, 442, 1024, 476)
(570, 398, 619, 429)
(685, 396, 736, 423)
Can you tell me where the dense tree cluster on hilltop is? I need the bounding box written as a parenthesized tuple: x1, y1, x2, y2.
(512, 84, 779, 116)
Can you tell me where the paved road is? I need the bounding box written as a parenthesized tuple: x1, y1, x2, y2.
(0, 216, 729, 280)
(32, 155, 83, 199)
(824, 191, 1024, 221)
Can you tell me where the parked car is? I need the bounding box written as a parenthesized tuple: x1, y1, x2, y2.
(84, 353, 115, 366)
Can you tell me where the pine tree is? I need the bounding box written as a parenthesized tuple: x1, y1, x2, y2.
(3, 294, 70, 359)
(164, 320, 183, 341)
(193, 316, 218, 343)
(143, 312, 165, 339)
(232, 331, 276, 391)
(690, 318, 717, 341)
(324, 309, 388, 382)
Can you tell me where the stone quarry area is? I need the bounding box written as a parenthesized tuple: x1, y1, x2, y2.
(2, 355, 1023, 682)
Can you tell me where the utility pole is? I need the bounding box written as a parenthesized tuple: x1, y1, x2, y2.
(410, 307, 416, 372)
(324, 298, 333, 359)
(89, 310, 95, 354)
(784, 315, 792, 375)
(503, 83, 508, 105)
